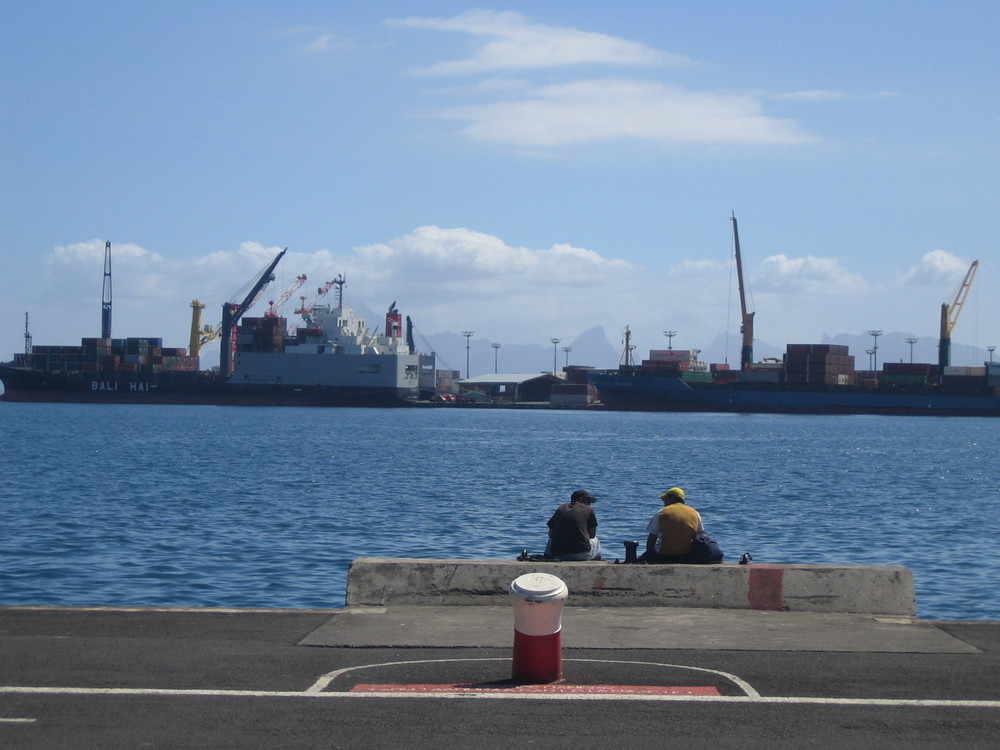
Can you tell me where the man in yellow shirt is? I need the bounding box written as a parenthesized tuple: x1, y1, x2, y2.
(641, 487, 722, 563)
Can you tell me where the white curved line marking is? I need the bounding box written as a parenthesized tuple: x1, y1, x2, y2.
(307, 656, 756, 697)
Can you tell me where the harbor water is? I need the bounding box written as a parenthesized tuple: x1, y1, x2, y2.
(1, 403, 997, 620)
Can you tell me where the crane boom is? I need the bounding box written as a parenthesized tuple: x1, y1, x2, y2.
(938, 260, 979, 370)
(265, 273, 307, 317)
(219, 249, 287, 378)
(731, 213, 755, 369)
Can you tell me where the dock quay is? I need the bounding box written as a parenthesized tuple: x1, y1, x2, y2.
(2, 558, 998, 748)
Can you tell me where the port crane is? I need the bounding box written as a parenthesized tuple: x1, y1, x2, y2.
(731, 213, 755, 370)
(264, 274, 307, 318)
(938, 260, 979, 369)
(188, 251, 288, 360)
(295, 277, 341, 315)
(288, 276, 342, 334)
(219, 249, 286, 378)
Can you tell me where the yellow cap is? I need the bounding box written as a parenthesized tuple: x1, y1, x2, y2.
(659, 487, 685, 501)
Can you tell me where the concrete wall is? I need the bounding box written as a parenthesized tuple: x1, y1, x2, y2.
(347, 557, 916, 616)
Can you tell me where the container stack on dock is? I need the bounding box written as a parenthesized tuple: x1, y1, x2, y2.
(25, 338, 198, 374)
(783, 344, 856, 386)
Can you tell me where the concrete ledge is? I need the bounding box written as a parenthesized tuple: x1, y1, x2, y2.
(346, 557, 917, 616)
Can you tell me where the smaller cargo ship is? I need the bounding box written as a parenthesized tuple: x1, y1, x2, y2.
(588, 216, 1000, 417)
(1, 245, 436, 406)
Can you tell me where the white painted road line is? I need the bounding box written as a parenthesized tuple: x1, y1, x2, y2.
(351, 684, 722, 695)
(2, 686, 1000, 708)
(1, 718, 37, 723)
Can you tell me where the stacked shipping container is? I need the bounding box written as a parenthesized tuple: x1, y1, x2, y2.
(27, 337, 198, 374)
(784, 344, 856, 385)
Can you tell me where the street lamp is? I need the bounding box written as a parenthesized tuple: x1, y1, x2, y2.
(988, 346, 996, 364)
(491, 342, 501, 373)
(550, 337, 561, 374)
(562, 346, 572, 367)
(461, 331, 474, 379)
(867, 330, 883, 376)
(663, 330, 677, 350)
(905, 337, 918, 363)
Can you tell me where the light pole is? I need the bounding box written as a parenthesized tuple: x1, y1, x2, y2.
(461, 331, 474, 378)
(663, 330, 677, 350)
(550, 337, 561, 374)
(905, 337, 918, 363)
(866, 348, 875, 378)
(562, 346, 572, 367)
(867, 330, 883, 376)
(988, 346, 996, 364)
(491, 342, 501, 373)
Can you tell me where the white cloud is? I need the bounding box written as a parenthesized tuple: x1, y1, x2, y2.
(392, 10, 820, 148)
(353, 225, 631, 295)
(19, 228, 996, 371)
(755, 253, 870, 295)
(899, 249, 973, 286)
(769, 90, 850, 102)
(287, 26, 357, 55)
(435, 78, 816, 147)
(390, 9, 675, 74)
(48, 239, 160, 266)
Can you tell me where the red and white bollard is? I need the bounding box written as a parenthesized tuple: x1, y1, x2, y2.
(508, 572, 569, 683)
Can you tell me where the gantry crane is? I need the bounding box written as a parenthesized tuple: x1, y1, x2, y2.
(938, 260, 979, 369)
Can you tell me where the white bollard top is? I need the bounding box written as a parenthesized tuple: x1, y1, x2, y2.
(509, 572, 568, 603)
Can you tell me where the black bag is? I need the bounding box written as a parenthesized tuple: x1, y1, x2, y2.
(688, 531, 724, 563)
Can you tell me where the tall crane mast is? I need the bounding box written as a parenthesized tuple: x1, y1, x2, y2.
(101, 241, 112, 339)
(23, 312, 32, 355)
(938, 260, 979, 370)
(731, 214, 755, 370)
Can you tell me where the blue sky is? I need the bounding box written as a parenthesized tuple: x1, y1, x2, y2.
(3, 1, 998, 369)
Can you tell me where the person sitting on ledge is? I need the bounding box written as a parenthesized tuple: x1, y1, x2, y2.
(639, 486, 723, 564)
(544, 489, 602, 561)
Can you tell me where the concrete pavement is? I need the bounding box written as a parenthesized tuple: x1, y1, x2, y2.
(2, 605, 999, 749)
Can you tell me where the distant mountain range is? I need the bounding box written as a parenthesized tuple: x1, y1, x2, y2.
(415, 326, 621, 377)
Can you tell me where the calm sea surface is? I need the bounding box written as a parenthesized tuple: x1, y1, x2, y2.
(1, 403, 997, 619)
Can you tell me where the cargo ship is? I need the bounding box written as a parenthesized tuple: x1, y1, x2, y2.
(0, 246, 436, 406)
(588, 217, 1000, 416)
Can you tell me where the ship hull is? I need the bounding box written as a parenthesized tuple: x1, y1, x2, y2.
(588, 372, 1000, 417)
(0, 365, 418, 407)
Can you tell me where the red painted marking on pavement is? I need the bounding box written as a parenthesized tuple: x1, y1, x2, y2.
(747, 566, 785, 610)
(351, 684, 720, 696)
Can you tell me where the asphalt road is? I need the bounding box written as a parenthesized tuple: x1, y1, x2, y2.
(2, 607, 998, 749)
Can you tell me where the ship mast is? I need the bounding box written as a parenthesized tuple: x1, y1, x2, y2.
(23, 312, 32, 355)
(620, 325, 635, 367)
(731, 213, 755, 370)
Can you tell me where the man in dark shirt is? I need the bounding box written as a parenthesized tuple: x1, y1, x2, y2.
(545, 489, 601, 561)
